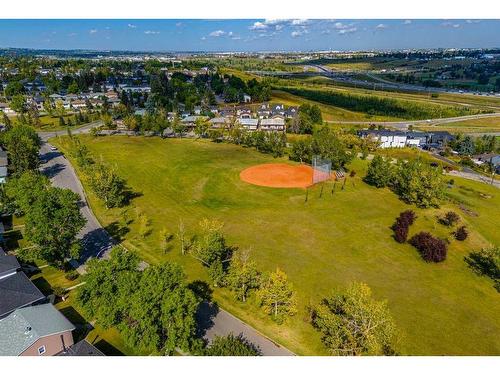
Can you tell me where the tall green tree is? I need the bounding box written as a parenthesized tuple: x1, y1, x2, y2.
(122, 263, 200, 354)
(225, 251, 261, 302)
(3, 170, 49, 215)
(191, 219, 231, 286)
(86, 161, 127, 208)
(77, 248, 201, 355)
(364, 155, 395, 188)
(312, 282, 398, 356)
(2, 124, 41, 176)
(257, 268, 297, 323)
(204, 334, 260, 356)
(394, 159, 445, 208)
(311, 128, 354, 170)
(24, 187, 86, 266)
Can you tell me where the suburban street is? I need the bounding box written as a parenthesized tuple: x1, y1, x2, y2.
(38, 124, 294, 356)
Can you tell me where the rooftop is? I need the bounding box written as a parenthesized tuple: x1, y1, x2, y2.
(0, 303, 75, 356)
(0, 271, 45, 318)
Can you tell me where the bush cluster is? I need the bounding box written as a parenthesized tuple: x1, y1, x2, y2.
(454, 226, 468, 241)
(391, 210, 417, 243)
(439, 211, 460, 226)
(409, 232, 448, 263)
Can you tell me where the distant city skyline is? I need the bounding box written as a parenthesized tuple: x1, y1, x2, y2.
(0, 19, 498, 52)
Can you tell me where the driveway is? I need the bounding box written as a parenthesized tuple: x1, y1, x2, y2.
(38, 124, 294, 356)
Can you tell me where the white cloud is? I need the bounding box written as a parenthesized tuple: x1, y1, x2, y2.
(338, 27, 358, 35)
(201, 36, 206, 40)
(176, 22, 183, 27)
(329, 22, 358, 35)
(441, 21, 461, 28)
(291, 19, 309, 26)
(249, 21, 268, 31)
(89, 29, 98, 34)
(403, 20, 412, 25)
(144, 30, 160, 35)
(291, 29, 309, 38)
(127, 23, 137, 29)
(209, 30, 226, 37)
(466, 19, 481, 24)
(375, 23, 388, 30)
(68, 32, 77, 37)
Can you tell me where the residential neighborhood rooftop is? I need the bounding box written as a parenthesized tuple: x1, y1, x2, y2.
(0, 303, 75, 356)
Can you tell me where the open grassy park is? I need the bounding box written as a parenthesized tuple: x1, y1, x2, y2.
(51, 135, 500, 356)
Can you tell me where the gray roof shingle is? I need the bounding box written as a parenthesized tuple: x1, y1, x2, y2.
(0, 272, 45, 318)
(58, 340, 105, 356)
(0, 303, 75, 356)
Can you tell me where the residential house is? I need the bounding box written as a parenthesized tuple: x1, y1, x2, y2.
(58, 339, 104, 356)
(71, 100, 87, 110)
(209, 117, 229, 129)
(181, 116, 207, 131)
(0, 303, 75, 356)
(0, 262, 45, 318)
(238, 118, 259, 131)
(358, 130, 408, 148)
(0, 247, 19, 281)
(257, 103, 271, 119)
(284, 106, 298, 118)
(271, 104, 285, 117)
(473, 153, 500, 174)
(260, 116, 286, 132)
(427, 131, 454, 147)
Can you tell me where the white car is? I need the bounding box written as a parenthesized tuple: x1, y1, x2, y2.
(49, 146, 58, 151)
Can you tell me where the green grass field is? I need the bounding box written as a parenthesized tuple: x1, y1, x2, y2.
(51, 135, 500, 356)
(414, 117, 500, 134)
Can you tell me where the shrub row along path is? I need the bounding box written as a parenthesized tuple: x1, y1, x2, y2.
(38, 123, 294, 356)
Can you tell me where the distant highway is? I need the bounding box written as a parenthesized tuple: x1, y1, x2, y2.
(325, 112, 500, 131)
(254, 64, 500, 98)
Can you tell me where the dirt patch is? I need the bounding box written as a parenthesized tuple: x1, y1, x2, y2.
(240, 163, 318, 188)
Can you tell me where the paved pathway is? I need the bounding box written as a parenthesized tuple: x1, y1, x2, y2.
(38, 124, 294, 356)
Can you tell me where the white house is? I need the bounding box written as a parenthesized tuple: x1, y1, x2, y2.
(259, 116, 286, 132)
(238, 118, 259, 131)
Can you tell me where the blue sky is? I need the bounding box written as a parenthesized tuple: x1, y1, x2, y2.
(0, 19, 498, 52)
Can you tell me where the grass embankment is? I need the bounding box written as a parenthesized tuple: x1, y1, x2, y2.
(415, 116, 500, 134)
(51, 135, 500, 356)
(277, 86, 487, 121)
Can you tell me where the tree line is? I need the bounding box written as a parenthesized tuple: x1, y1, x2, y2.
(278, 86, 484, 120)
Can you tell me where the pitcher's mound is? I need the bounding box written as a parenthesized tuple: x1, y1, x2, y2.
(240, 163, 314, 188)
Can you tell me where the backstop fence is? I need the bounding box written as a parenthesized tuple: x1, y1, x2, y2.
(312, 156, 332, 184)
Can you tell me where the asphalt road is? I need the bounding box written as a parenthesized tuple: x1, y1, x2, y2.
(38, 124, 294, 356)
(39, 124, 115, 266)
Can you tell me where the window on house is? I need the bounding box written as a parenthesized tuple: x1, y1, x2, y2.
(38, 345, 46, 355)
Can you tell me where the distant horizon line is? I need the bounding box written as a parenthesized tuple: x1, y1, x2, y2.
(1, 46, 499, 55)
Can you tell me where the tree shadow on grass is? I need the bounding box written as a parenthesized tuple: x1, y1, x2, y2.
(59, 306, 92, 342)
(104, 222, 130, 243)
(91, 338, 125, 356)
(3, 229, 24, 252)
(31, 276, 53, 295)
